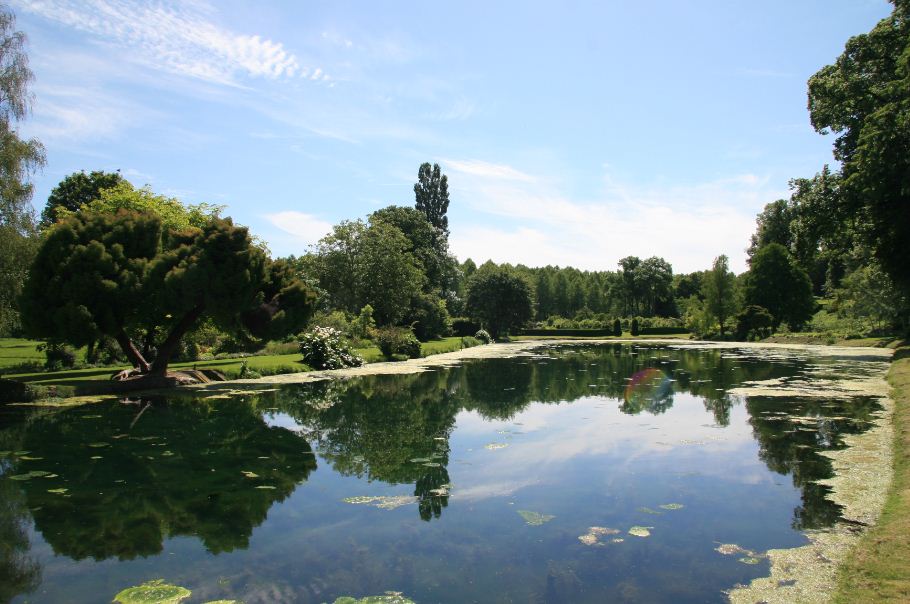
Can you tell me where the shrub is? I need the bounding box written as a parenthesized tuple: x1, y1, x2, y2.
(408, 294, 451, 341)
(630, 318, 640, 336)
(735, 305, 774, 341)
(474, 329, 493, 344)
(612, 318, 621, 336)
(375, 326, 422, 360)
(350, 305, 376, 341)
(460, 336, 482, 348)
(238, 361, 262, 380)
(298, 326, 364, 369)
(41, 342, 77, 370)
(451, 317, 481, 337)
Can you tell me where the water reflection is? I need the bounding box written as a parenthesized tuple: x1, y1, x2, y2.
(0, 343, 889, 603)
(9, 398, 315, 561)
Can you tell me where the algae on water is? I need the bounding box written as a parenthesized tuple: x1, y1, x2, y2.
(628, 526, 653, 537)
(334, 592, 415, 604)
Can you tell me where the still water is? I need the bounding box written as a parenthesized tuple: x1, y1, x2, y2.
(0, 343, 889, 603)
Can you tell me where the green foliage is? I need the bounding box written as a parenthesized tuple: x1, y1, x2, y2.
(0, 225, 37, 335)
(474, 329, 492, 344)
(735, 305, 774, 341)
(451, 317, 480, 337)
(414, 162, 450, 237)
(407, 294, 451, 341)
(808, 0, 910, 297)
(351, 305, 376, 341)
(20, 206, 315, 375)
(612, 318, 622, 336)
(702, 255, 738, 336)
(743, 244, 816, 329)
(40, 170, 123, 227)
(375, 326, 421, 360)
(833, 264, 907, 334)
(298, 326, 364, 370)
(630, 318, 640, 336)
(40, 341, 76, 370)
(466, 266, 534, 339)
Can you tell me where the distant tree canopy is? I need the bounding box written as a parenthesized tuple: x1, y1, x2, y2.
(21, 200, 315, 376)
(702, 255, 737, 336)
(40, 170, 124, 227)
(742, 244, 815, 329)
(466, 266, 534, 339)
(807, 0, 910, 298)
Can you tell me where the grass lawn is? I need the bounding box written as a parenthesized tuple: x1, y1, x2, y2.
(834, 341, 910, 602)
(1, 336, 473, 394)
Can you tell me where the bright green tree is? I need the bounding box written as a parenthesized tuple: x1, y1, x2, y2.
(466, 267, 534, 339)
(40, 170, 124, 227)
(702, 255, 738, 336)
(742, 244, 815, 329)
(0, 6, 44, 335)
(807, 0, 910, 296)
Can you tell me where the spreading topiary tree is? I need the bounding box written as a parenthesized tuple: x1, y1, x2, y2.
(742, 243, 815, 329)
(465, 267, 533, 340)
(20, 209, 315, 378)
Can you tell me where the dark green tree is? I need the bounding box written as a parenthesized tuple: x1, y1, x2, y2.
(748, 199, 793, 258)
(735, 305, 774, 341)
(20, 210, 315, 376)
(0, 6, 44, 335)
(807, 0, 910, 297)
(40, 170, 124, 227)
(742, 244, 815, 329)
(702, 255, 738, 336)
(466, 266, 534, 339)
(414, 162, 450, 238)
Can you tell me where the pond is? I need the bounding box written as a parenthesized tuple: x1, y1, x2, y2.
(0, 343, 890, 603)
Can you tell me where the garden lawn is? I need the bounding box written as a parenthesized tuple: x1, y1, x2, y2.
(834, 341, 910, 603)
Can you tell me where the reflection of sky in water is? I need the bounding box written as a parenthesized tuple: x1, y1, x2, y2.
(5, 344, 889, 604)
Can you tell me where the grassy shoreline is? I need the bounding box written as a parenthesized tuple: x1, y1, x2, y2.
(833, 342, 910, 602)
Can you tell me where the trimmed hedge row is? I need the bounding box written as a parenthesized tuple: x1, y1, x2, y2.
(518, 327, 690, 337)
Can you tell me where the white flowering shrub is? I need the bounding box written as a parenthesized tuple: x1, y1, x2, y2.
(298, 326, 364, 370)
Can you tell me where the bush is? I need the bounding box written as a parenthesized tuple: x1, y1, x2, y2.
(474, 329, 493, 344)
(735, 305, 774, 341)
(630, 318, 640, 336)
(451, 317, 481, 337)
(41, 342, 77, 370)
(298, 326, 364, 369)
(375, 326, 422, 360)
(460, 336, 482, 348)
(408, 294, 451, 341)
(612, 318, 621, 336)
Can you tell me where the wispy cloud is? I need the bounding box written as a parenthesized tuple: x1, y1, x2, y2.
(16, 0, 322, 86)
(447, 160, 783, 274)
(263, 211, 333, 246)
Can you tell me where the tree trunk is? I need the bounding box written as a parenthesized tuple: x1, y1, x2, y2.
(149, 304, 205, 375)
(115, 330, 151, 373)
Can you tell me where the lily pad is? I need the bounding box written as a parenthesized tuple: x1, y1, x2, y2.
(47, 488, 68, 495)
(517, 510, 555, 526)
(628, 526, 653, 537)
(342, 496, 417, 510)
(485, 443, 508, 450)
(422, 462, 441, 468)
(254, 485, 276, 490)
(659, 503, 685, 510)
(739, 556, 762, 565)
(18, 455, 43, 460)
(113, 579, 191, 604)
(9, 470, 50, 481)
(241, 471, 259, 479)
(637, 506, 663, 515)
(578, 526, 621, 546)
(88, 442, 109, 448)
(408, 457, 432, 463)
(715, 543, 751, 556)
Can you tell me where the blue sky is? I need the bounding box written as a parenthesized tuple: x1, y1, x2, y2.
(12, 0, 892, 273)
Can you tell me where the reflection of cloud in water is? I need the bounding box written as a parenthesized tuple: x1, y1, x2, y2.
(451, 393, 765, 489)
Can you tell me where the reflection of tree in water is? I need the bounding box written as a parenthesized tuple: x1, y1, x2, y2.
(16, 398, 316, 560)
(0, 417, 41, 603)
(745, 395, 881, 530)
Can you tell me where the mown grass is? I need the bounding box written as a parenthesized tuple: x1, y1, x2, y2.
(1, 336, 472, 393)
(834, 341, 910, 603)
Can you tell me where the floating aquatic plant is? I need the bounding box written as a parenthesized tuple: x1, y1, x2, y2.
(485, 443, 508, 450)
(738, 556, 762, 565)
(578, 526, 621, 545)
(343, 495, 418, 510)
(659, 503, 684, 510)
(9, 470, 50, 481)
(636, 507, 663, 515)
(517, 510, 555, 525)
(47, 488, 68, 494)
(628, 526, 653, 537)
(113, 579, 191, 604)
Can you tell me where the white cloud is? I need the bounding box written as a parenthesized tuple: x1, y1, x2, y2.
(16, 0, 318, 86)
(263, 211, 333, 245)
(447, 160, 785, 274)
